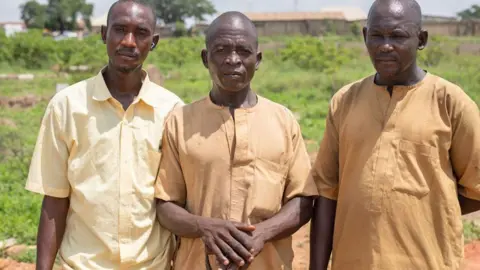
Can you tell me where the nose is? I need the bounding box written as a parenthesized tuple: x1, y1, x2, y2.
(225, 51, 241, 65)
(379, 38, 394, 53)
(121, 32, 136, 48)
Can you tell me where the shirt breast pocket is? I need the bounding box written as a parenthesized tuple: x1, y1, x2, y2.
(251, 157, 287, 222)
(393, 139, 439, 198)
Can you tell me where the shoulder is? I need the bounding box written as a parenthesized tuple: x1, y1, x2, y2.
(163, 96, 207, 129)
(330, 75, 374, 111)
(148, 82, 184, 108)
(258, 95, 299, 122)
(428, 73, 477, 113)
(46, 76, 95, 115)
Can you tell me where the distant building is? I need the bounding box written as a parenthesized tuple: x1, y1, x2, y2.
(422, 15, 459, 22)
(241, 8, 367, 36)
(0, 22, 26, 37)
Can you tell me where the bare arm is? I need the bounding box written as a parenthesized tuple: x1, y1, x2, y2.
(254, 196, 313, 243)
(310, 196, 336, 270)
(459, 195, 480, 215)
(156, 199, 215, 238)
(36, 195, 69, 270)
(156, 200, 255, 267)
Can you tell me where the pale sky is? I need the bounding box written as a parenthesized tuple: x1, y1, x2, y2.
(1, 0, 478, 22)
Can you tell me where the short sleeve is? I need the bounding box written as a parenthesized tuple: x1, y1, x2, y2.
(155, 112, 187, 206)
(283, 113, 319, 203)
(309, 104, 339, 200)
(450, 96, 480, 200)
(25, 102, 70, 198)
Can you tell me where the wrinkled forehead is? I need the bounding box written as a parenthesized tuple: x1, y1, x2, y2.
(109, 2, 154, 27)
(209, 26, 257, 47)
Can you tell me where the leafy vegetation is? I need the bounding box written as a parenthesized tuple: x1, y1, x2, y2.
(152, 0, 216, 24)
(20, 0, 216, 32)
(458, 4, 480, 20)
(21, 0, 93, 31)
(1, 34, 480, 263)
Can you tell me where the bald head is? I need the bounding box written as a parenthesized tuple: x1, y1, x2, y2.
(107, 0, 156, 28)
(205, 11, 258, 49)
(367, 0, 422, 29)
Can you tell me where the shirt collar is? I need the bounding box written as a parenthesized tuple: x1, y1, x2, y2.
(91, 67, 162, 108)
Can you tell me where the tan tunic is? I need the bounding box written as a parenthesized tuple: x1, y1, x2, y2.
(311, 73, 480, 269)
(155, 95, 318, 269)
(25, 69, 183, 269)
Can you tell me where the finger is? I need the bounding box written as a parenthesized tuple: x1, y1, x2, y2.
(232, 222, 255, 232)
(206, 240, 229, 266)
(229, 228, 255, 255)
(216, 238, 246, 267)
(221, 231, 254, 263)
(226, 263, 241, 270)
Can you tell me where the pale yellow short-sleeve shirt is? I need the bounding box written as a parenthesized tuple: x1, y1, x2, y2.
(25, 68, 183, 269)
(311, 73, 480, 269)
(155, 95, 318, 269)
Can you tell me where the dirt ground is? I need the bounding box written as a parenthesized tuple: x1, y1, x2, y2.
(292, 223, 313, 270)
(1, 228, 480, 270)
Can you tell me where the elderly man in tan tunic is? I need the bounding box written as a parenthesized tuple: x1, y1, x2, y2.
(310, 0, 480, 269)
(155, 11, 318, 270)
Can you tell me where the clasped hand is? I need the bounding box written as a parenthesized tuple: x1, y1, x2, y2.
(198, 218, 266, 270)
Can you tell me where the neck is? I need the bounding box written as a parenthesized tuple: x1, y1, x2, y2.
(210, 84, 257, 109)
(375, 64, 426, 87)
(103, 64, 144, 94)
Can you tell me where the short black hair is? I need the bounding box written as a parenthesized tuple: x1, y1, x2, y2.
(205, 11, 258, 49)
(106, 0, 157, 28)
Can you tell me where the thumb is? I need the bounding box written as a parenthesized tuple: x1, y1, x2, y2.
(232, 221, 255, 232)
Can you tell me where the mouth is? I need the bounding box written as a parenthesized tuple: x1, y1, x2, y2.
(224, 71, 243, 78)
(376, 58, 396, 62)
(117, 52, 139, 60)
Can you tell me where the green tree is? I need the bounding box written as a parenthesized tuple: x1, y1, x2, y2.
(20, 0, 93, 32)
(153, 0, 216, 24)
(20, 0, 47, 29)
(45, 0, 93, 32)
(458, 4, 480, 19)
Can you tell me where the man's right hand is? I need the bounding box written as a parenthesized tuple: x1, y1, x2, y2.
(197, 217, 256, 267)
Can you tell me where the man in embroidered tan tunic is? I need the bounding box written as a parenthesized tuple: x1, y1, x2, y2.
(309, 0, 480, 269)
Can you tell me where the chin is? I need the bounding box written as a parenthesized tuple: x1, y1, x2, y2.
(223, 84, 247, 92)
(376, 68, 400, 80)
(116, 65, 140, 74)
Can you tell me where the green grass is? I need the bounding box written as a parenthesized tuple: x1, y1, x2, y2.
(464, 221, 480, 244)
(1, 36, 480, 263)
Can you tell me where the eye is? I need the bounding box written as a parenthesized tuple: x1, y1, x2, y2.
(238, 48, 252, 55)
(114, 26, 125, 33)
(136, 29, 149, 37)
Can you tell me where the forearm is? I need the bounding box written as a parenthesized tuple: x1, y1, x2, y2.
(156, 199, 204, 238)
(310, 196, 336, 270)
(36, 196, 69, 270)
(255, 196, 314, 243)
(459, 194, 480, 215)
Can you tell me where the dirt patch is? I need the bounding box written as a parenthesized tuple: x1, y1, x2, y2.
(0, 118, 16, 128)
(0, 258, 35, 270)
(0, 95, 45, 109)
(292, 223, 311, 269)
(463, 241, 480, 269)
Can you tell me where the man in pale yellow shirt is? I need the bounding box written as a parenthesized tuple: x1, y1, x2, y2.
(155, 11, 318, 270)
(25, 1, 183, 269)
(310, 0, 480, 269)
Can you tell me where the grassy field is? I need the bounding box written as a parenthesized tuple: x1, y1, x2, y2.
(1, 35, 480, 263)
